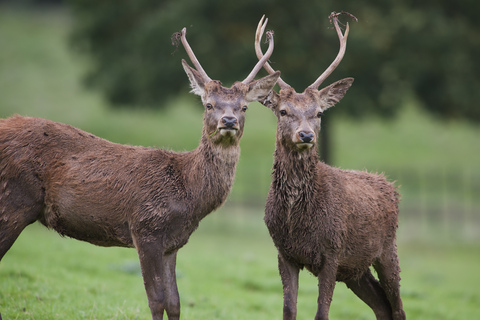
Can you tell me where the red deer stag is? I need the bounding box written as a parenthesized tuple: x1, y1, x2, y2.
(255, 13, 406, 320)
(0, 28, 279, 320)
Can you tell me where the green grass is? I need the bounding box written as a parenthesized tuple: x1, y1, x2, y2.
(1, 212, 480, 319)
(332, 103, 480, 171)
(1, 5, 480, 320)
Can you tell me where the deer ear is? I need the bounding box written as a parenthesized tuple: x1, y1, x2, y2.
(318, 77, 354, 110)
(258, 90, 280, 110)
(182, 59, 205, 97)
(245, 71, 280, 103)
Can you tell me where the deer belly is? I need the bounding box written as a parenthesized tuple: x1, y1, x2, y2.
(42, 190, 134, 247)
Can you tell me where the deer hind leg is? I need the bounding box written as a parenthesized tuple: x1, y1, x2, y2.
(345, 269, 393, 320)
(373, 244, 406, 320)
(0, 180, 43, 261)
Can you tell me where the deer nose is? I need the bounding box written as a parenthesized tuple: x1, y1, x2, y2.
(298, 131, 314, 143)
(222, 116, 237, 128)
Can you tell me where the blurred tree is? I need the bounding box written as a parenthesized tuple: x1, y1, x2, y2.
(68, 0, 480, 163)
(0, 0, 64, 5)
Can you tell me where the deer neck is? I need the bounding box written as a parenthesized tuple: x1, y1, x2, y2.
(187, 133, 240, 214)
(271, 142, 318, 201)
(196, 134, 240, 176)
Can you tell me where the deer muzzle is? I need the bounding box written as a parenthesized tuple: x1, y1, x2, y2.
(219, 116, 238, 136)
(295, 130, 316, 149)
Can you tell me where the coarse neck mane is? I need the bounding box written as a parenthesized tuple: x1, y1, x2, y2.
(183, 132, 241, 218)
(271, 142, 319, 202)
(198, 133, 240, 167)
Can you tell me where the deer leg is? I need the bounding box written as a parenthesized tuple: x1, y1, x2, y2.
(0, 174, 44, 261)
(135, 238, 180, 320)
(374, 244, 406, 320)
(314, 260, 338, 320)
(0, 204, 41, 261)
(162, 250, 180, 319)
(278, 253, 299, 320)
(345, 269, 393, 320)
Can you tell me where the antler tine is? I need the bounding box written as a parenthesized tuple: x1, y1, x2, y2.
(254, 15, 290, 89)
(242, 18, 275, 84)
(308, 12, 351, 90)
(180, 27, 212, 83)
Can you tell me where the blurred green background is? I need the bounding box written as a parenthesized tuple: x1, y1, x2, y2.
(0, 1, 479, 319)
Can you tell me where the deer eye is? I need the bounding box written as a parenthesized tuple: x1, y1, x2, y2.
(205, 103, 213, 110)
(279, 110, 287, 116)
(317, 111, 324, 118)
(242, 105, 248, 112)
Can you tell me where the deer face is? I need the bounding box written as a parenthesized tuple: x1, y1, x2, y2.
(201, 82, 250, 145)
(273, 88, 324, 151)
(177, 26, 279, 147)
(254, 13, 355, 152)
(264, 79, 353, 152)
(182, 60, 280, 146)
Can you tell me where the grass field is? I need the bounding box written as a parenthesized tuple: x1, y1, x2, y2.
(1, 212, 480, 319)
(1, 5, 480, 320)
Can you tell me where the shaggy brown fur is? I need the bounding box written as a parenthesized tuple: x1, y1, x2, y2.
(261, 82, 406, 320)
(0, 66, 279, 319)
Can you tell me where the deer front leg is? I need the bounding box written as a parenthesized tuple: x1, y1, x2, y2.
(135, 237, 180, 320)
(314, 259, 338, 320)
(162, 250, 180, 319)
(278, 253, 300, 320)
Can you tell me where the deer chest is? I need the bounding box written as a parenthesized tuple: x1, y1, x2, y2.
(265, 190, 344, 268)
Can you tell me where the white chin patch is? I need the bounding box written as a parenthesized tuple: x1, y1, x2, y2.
(296, 142, 314, 150)
(220, 128, 237, 136)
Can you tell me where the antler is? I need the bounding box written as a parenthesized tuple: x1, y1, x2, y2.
(255, 15, 290, 90)
(179, 27, 212, 83)
(308, 12, 355, 90)
(178, 26, 274, 85)
(242, 23, 275, 84)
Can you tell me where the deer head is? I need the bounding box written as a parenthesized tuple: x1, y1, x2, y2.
(175, 27, 280, 147)
(254, 12, 356, 152)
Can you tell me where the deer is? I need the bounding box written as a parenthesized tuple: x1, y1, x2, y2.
(0, 27, 280, 320)
(254, 12, 406, 320)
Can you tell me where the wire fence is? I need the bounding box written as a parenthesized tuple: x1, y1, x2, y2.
(227, 165, 480, 242)
(390, 167, 480, 242)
